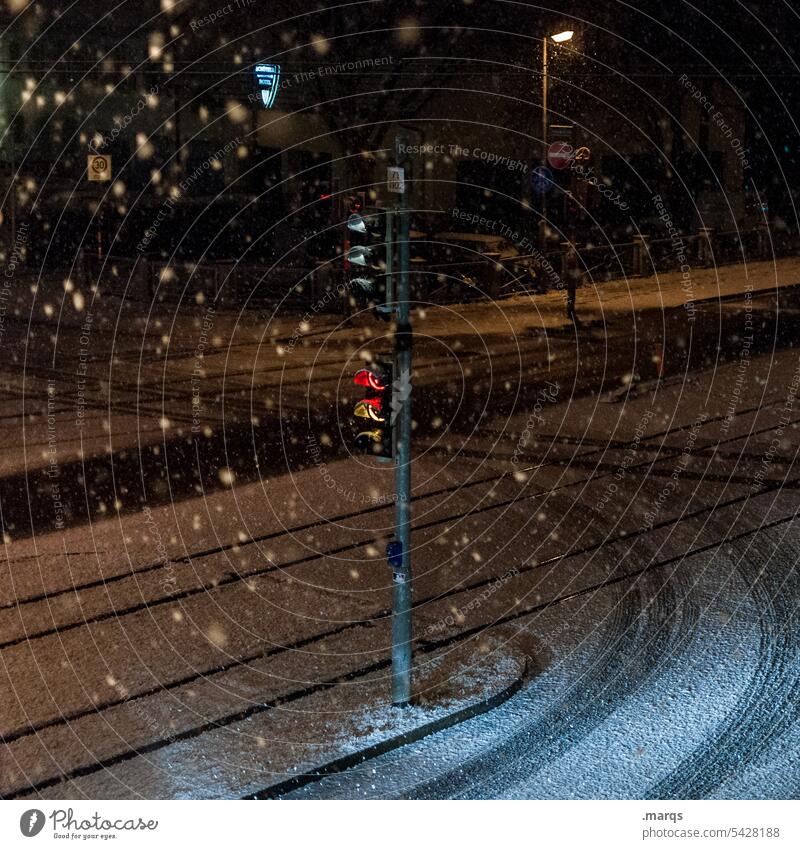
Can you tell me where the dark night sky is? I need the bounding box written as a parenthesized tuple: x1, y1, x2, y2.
(2, 1, 798, 222)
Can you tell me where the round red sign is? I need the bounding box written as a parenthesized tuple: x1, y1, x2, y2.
(547, 141, 574, 170)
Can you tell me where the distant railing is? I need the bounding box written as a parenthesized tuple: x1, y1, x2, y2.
(496, 225, 793, 298)
(69, 224, 800, 310)
(80, 254, 326, 308)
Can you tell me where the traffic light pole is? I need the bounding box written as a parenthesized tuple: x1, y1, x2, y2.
(392, 136, 413, 706)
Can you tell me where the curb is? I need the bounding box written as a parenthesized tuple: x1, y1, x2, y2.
(243, 659, 526, 800)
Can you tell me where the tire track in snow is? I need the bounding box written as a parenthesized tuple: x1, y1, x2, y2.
(403, 568, 698, 799)
(645, 531, 800, 799)
(6, 510, 793, 799)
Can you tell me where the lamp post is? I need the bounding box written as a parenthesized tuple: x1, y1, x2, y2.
(541, 29, 573, 248)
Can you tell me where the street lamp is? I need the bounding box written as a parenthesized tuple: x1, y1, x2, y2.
(541, 29, 574, 246)
(542, 29, 574, 155)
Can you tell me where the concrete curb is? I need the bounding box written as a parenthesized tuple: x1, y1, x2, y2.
(243, 658, 526, 800)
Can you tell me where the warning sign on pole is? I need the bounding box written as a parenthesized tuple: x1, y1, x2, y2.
(87, 155, 112, 182)
(387, 166, 405, 194)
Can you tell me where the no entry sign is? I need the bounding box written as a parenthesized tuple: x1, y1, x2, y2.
(547, 141, 574, 170)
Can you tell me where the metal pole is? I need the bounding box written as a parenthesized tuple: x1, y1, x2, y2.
(8, 138, 16, 250)
(392, 135, 413, 706)
(541, 35, 548, 250)
(385, 209, 394, 311)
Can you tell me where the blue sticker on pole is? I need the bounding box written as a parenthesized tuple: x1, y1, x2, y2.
(387, 540, 403, 568)
(531, 165, 554, 194)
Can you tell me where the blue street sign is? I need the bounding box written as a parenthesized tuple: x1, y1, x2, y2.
(532, 165, 554, 194)
(387, 540, 403, 568)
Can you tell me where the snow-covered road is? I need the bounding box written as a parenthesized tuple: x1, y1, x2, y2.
(2, 268, 800, 799)
(286, 520, 800, 799)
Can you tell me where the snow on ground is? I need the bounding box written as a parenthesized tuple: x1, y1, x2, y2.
(285, 522, 799, 800)
(16, 636, 524, 800)
(3, 263, 800, 799)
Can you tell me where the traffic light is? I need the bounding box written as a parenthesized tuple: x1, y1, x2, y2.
(352, 362, 393, 458)
(344, 197, 392, 319)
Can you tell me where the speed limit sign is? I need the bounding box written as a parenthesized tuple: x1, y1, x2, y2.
(87, 154, 112, 182)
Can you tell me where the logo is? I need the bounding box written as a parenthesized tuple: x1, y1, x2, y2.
(20, 810, 45, 837)
(254, 63, 281, 108)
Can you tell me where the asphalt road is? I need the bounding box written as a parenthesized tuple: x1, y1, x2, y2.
(2, 266, 800, 799)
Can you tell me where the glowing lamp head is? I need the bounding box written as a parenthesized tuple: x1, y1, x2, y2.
(354, 400, 385, 422)
(355, 428, 384, 450)
(351, 361, 393, 458)
(348, 213, 367, 234)
(346, 245, 374, 267)
(354, 368, 387, 391)
(550, 30, 574, 43)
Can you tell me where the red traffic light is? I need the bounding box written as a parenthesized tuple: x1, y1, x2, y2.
(354, 368, 387, 391)
(351, 362, 393, 458)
